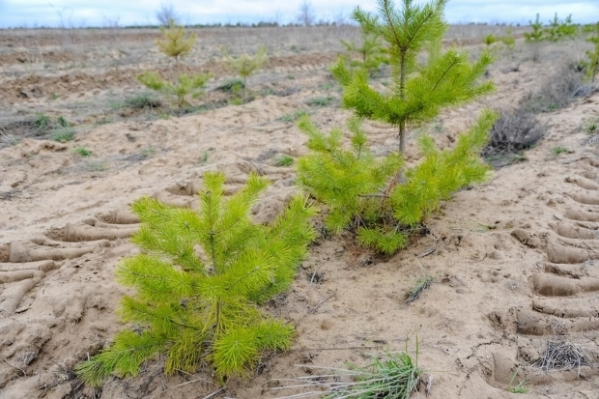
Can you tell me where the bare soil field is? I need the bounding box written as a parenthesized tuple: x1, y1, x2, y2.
(1, 25, 599, 399)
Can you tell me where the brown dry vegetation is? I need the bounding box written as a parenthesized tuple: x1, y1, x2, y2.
(1, 25, 599, 399)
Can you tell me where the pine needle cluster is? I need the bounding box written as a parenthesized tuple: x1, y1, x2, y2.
(76, 172, 317, 385)
(331, 0, 494, 153)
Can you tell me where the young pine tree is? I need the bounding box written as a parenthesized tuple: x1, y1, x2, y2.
(341, 31, 388, 77)
(137, 22, 211, 108)
(221, 46, 269, 97)
(584, 22, 599, 83)
(137, 71, 211, 108)
(297, 111, 497, 254)
(76, 172, 317, 385)
(297, 0, 497, 254)
(156, 20, 197, 62)
(331, 0, 494, 153)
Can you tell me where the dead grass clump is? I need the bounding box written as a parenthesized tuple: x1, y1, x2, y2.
(481, 108, 546, 168)
(523, 63, 592, 113)
(535, 341, 592, 372)
(405, 275, 433, 304)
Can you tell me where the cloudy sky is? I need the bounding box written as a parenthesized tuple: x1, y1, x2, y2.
(1, 0, 598, 28)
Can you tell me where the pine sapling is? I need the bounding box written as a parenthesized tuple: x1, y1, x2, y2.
(137, 71, 211, 108)
(296, 116, 403, 234)
(298, 0, 497, 254)
(331, 0, 494, 153)
(221, 46, 269, 97)
(584, 22, 599, 82)
(544, 14, 578, 42)
(137, 22, 211, 108)
(341, 31, 388, 77)
(524, 14, 544, 44)
(156, 20, 197, 62)
(76, 172, 317, 385)
(296, 110, 496, 254)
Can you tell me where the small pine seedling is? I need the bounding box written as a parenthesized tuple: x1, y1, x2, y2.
(221, 46, 269, 93)
(137, 22, 210, 108)
(73, 146, 92, 157)
(296, 115, 403, 235)
(341, 30, 388, 76)
(297, 109, 496, 254)
(483, 34, 497, 46)
(76, 172, 317, 385)
(156, 20, 197, 62)
(552, 146, 569, 155)
(275, 154, 294, 166)
(137, 71, 212, 108)
(584, 22, 599, 82)
(524, 13, 544, 43)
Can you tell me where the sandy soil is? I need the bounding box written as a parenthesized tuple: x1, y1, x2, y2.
(1, 26, 598, 399)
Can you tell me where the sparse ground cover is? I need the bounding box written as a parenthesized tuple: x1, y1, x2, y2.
(1, 18, 599, 399)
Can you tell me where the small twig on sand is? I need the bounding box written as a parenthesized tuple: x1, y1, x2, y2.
(309, 293, 335, 314)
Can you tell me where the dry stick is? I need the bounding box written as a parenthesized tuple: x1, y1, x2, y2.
(201, 387, 225, 399)
(147, 379, 220, 399)
(309, 293, 335, 315)
(4, 359, 26, 377)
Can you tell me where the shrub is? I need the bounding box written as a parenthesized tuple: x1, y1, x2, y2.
(215, 78, 245, 93)
(124, 93, 162, 109)
(481, 108, 546, 168)
(306, 96, 334, 107)
(522, 63, 588, 113)
(76, 172, 317, 385)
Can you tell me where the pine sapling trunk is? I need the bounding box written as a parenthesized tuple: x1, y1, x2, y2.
(399, 52, 407, 153)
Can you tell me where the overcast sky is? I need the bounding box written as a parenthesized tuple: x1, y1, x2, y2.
(1, 0, 598, 28)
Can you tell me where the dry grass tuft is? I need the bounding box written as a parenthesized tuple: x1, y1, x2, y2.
(535, 341, 593, 373)
(481, 108, 546, 168)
